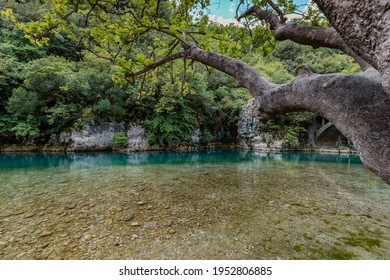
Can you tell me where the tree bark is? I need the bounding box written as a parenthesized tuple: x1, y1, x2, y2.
(314, 0, 390, 95)
(185, 44, 390, 184)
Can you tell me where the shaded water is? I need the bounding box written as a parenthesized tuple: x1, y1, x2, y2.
(0, 150, 389, 259)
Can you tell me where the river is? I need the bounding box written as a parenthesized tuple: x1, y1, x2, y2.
(0, 150, 389, 259)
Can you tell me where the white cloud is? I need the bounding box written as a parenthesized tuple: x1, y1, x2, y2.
(208, 15, 242, 26)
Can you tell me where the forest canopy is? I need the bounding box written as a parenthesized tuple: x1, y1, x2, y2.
(0, 0, 359, 145)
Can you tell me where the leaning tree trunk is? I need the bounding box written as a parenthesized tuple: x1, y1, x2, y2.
(184, 44, 390, 184)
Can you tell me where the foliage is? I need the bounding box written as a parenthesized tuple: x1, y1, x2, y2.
(6, 87, 39, 119)
(145, 93, 198, 147)
(10, 115, 40, 137)
(263, 112, 316, 147)
(0, 0, 363, 147)
(270, 41, 360, 75)
(112, 132, 127, 146)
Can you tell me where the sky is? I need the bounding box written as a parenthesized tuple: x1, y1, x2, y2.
(205, 0, 309, 25)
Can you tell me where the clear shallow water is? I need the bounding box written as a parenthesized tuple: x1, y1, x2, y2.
(0, 150, 389, 259)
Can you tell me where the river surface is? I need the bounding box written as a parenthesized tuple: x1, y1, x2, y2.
(0, 150, 389, 259)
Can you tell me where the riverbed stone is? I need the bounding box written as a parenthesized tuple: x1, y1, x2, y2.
(23, 213, 35, 218)
(40, 231, 53, 238)
(124, 214, 135, 222)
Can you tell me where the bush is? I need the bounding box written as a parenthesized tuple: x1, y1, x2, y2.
(112, 132, 127, 146)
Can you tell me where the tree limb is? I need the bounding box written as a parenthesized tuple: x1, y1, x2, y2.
(237, 5, 371, 70)
(129, 51, 186, 77)
(237, 6, 281, 30)
(184, 43, 390, 183)
(264, 0, 287, 24)
(183, 43, 271, 95)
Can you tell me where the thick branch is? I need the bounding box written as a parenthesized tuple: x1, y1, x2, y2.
(184, 43, 271, 95)
(237, 5, 371, 70)
(237, 6, 281, 30)
(130, 51, 186, 77)
(264, 0, 287, 24)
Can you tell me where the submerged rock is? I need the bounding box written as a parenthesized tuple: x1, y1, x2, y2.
(124, 214, 135, 222)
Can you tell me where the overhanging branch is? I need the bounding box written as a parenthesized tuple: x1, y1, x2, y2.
(184, 43, 271, 95)
(237, 5, 371, 70)
(129, 51, 186, 77)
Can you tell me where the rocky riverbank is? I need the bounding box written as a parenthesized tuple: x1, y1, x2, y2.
(0, 99, 356, 154)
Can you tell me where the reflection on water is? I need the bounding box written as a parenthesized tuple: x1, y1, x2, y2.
(0, 150, 389, 260)
(0, 150, 362, 168)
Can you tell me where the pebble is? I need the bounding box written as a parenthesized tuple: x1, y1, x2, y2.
(41, 243, 50, 249)
(23, 213, 35, 218)
(137, 201, 145, 206)
(124, 214, 135, 222)
(40, 231, 53, 238)
(59, 233, 69, 238)
(131, 222, 141, 227)
(83, 234, 92, 240)
(168, 229, 176, 234)
(130, 234, 139, 241)
(65, 203, 77, 210)
(39, 251, 52, 259)
(147, 205, 153, 210)
(16, 252, 26, 259)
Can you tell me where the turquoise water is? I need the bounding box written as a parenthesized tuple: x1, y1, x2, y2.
(0, 151, 363, 168)
(0, 150, 389, 259)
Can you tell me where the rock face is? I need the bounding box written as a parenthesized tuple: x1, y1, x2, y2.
(60, 123, 124, 150)
(191, 128, 201, 144)
(127, 124, 150, 151)
(237, 99, 285, 150)
(237, 99, 353, 151)
(59, 122, 203, 151)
